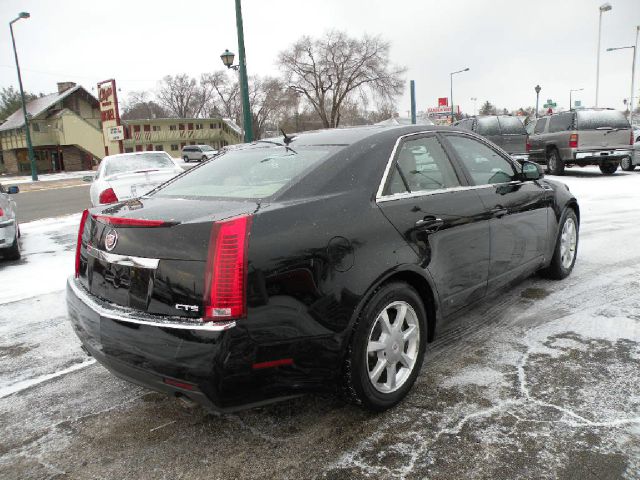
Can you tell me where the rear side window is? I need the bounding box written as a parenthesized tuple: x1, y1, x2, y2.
(385, 136, 461, 194)
(534, 118, 548, 134)
(155, 145, 339, 200)
(476, 117, 500, 136)
(548, 113, 575, 133)
(497, 116, 526, 134)
(445, 134, 516, 185)
(576, 110, 630, 130)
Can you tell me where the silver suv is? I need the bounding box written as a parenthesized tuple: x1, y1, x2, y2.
(181, 145, 218, 163)
(528, 108, 633, 175)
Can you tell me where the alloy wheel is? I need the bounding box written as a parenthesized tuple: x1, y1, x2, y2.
(560, 217, 577, 269)
(366, 301, 420, 393)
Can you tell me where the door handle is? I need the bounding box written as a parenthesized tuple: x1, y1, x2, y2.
(491, 206, 508, 218)
(415, 216, 444, 231)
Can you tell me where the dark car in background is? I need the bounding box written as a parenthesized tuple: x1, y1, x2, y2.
(67, 125, 579, 412)
(454, 115, 529, 162)
(528, 108, 633, 175)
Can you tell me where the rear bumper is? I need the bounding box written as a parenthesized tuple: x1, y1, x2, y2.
(65, 277, 304, 412)
(573, 149, 632, 162)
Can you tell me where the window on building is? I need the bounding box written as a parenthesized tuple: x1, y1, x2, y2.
(195, 123, 203, 130)
(179, 124, 185, 131)
(180, 142, 186, 148)
(187, 123, 194, 130)
(190, 141, 196, 145)
(171, 144, 179, 151)
(32, 123, 40, 132)
(152, 125, 161, 131)
(125, 147, 134, 153)
(135, 145, 143, 152)
(209, 123, 215, 129)
(169, 125, 177, 131)
(155, 145, 163, 151)
(143, 125, 151, 132)
(133, 125, 141, 132)
(146, 144, 153, 151)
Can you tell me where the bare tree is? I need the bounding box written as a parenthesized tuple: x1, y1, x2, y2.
(278, 30, 406, 128)
(202, 71, 241, 121)
(121, 91, 169, 120)
(156, 74, 213, 118)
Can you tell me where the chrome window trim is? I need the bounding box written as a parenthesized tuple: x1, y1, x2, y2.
(87, 244, 160, 269)
(67, 277, 235, 332)
(375, 130, 523, 203)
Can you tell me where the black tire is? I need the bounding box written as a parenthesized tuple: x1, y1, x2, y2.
(541, 208, 578, 280)
(4, 229, 21, 260)
(342, 282, 427, 411)
(546, 149, 565, 176)
(201, 156, 207, 162)
(599, 163, 618, 175)
(620, 157, 635, 171)
(183, 156, 189, 163)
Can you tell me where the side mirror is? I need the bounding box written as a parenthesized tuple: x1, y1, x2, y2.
(82, 175, 95, 183)
(521, 161, 543, 180)
(7, 186, 19, 194)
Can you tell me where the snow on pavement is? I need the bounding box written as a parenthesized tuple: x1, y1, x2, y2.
(3, 170, 94, 185)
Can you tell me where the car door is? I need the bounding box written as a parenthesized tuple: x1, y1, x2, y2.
(376, 132, 491, 316)
(441, 133, 551, 292)
(529, 117, 548, 162)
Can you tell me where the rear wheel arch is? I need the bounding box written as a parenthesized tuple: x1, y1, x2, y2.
(347, 267, 438, 345)
(566, 200, 580, 225)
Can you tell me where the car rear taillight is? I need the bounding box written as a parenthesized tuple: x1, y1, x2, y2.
(569, 133, 578, 149)
(0, 207, 4, 217)
(75, 209, 89, 278)
(203, 215, 253, 322)
(98, 188, 118, 205)
(526, 136, 531, 153)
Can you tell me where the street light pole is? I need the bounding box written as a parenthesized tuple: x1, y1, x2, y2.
(607, 42, 637, 118)
(9, 12, 37, 181)
(596, 3, 612, 107)
(569, 88, 584, 110)
(535, 85, 541, 118)
(450, 67, 469, 124)
(234, 0, 253, 143)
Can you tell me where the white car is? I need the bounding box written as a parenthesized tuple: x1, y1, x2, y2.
(88, 152, 183, 206)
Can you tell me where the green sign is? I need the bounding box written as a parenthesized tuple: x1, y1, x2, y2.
(543, 99, 557, 108)
(574, 100, 582, 107)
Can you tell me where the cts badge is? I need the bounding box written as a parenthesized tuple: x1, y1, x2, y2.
(104, 229, 118, 251)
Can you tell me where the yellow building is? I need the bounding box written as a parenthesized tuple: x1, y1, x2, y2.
(122, 118, 243, 156)
(0, 82, 104, 174)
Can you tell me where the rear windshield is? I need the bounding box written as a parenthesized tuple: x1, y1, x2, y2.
(577, 110, 630, 130)
(154, 144, 338, 200)
(476, 117, 500, 136)
(497, 116, 526, 135)
(105, 153, 175, 177)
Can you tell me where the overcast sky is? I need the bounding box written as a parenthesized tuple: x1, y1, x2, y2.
(1, 0, 638, 117)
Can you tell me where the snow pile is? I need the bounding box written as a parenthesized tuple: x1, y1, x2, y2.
(3, 170, 94, 185)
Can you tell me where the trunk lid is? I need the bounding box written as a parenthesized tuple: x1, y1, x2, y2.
(576, 110, 632, 149)
(78, 197, 258, 318)
(106, 169, 181, 202)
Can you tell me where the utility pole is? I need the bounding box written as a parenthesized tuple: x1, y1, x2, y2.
(235, 0, 253, 142)
(410, 80, 416, 124)
(9, 12, 37, 181)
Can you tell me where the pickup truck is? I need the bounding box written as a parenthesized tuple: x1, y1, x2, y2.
(527, 109, 633, 175)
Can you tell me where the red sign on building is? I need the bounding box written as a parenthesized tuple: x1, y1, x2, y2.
(438, 97, 449, 107)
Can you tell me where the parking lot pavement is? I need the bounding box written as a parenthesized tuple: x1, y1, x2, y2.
(0, 167, 638, 479)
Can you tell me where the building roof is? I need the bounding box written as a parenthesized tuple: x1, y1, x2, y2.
(0, 85, 96, 132)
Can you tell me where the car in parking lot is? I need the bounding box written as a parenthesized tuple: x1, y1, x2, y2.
(620, 126, 640, 171)
(528, 108, 633, 175)
(87, 151, 184, 206)
(454, 115, 529, 162)
(181, 145, 218, 163)
(0, 183, 21, 260)
(67, 125, 579, 412)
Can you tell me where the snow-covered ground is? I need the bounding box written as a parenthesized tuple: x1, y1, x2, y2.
(0, 167, 638, 479)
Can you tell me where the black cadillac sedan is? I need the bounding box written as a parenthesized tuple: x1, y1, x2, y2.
(67, 125, 579, 412)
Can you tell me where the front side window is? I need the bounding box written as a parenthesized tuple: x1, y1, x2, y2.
(445, 134, 516, 185)
(385, 136, 461, 195)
